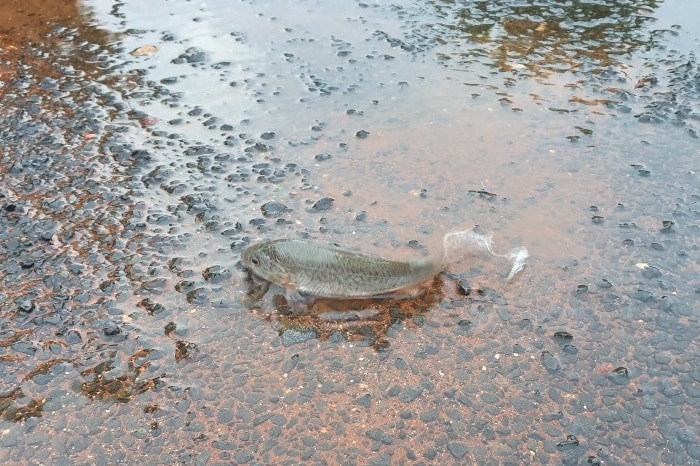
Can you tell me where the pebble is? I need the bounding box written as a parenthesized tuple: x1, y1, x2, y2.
(496, 306, 511, 321)
(398, 387, 423, 403)
(632, 289, 655, 302)
(554, 434, 579, 453)
(234, 452, 253, 463)
(17, 299, 35, 313)
(311, 197, 334, 211)
(281, 354, 299, 374)
(541, 352, 561, 373)
(260, 201, 289, 216)
(366, 428, 392, 445)
(641, 265, 662, 278)
(553, 331, 573, 343)
(419, 409, 439, 422)
(677, 427, 698, 444)
(447, 442, 468, 459)
(355, 394, 372, 408)
(172, 47, 208, 64)
(474, 288, 507, 305)
(457, 279, 471, 295)
(281, 328, 317, 346)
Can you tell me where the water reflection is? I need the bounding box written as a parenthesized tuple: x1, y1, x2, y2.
(427, 0, 661, 77)
(406, 0, 699, 137)
(0, 0, 114, 71)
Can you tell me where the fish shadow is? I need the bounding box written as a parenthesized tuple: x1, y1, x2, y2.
(243, 271, 445, 350)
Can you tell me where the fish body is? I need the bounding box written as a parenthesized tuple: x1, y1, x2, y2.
(241, 239, 442, 298)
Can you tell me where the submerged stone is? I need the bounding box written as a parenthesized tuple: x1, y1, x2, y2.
(553, 331, 573, 343)
(541, 351, 561, 373)
(311, 197, 334, 211)
(281, 328, 318, 346)
(556, 435, 579, 450)
(261, 201, 289, 216)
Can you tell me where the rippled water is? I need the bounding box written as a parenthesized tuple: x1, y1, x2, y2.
(1, 0, 699, 464)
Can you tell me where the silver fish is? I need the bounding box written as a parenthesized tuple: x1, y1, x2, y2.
(241, 231, 529, 304)
(241, 239, 442, 299)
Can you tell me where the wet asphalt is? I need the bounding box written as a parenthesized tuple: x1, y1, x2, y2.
(1, 0, 700, 465)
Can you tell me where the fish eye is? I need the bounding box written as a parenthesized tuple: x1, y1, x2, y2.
(250, 257, 259, 266)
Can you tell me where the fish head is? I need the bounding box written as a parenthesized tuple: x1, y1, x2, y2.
(241, 241, 290, 285)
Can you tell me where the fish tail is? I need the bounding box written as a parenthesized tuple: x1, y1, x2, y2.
(442, 229, 529, 280)
(504, 245, 529, 281)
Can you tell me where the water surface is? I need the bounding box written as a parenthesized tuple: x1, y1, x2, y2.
(1, 0, 699, 464)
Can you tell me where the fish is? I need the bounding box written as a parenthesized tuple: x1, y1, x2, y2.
(241, 230, 528, 302)
(241, 238, 442, 299)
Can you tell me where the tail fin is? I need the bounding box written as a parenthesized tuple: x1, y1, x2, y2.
(442, 229, 529, 281)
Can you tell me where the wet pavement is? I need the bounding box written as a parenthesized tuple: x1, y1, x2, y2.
(1, 0, 699, 464)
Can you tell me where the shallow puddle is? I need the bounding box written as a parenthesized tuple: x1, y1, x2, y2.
(1, 0, 699, 464)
